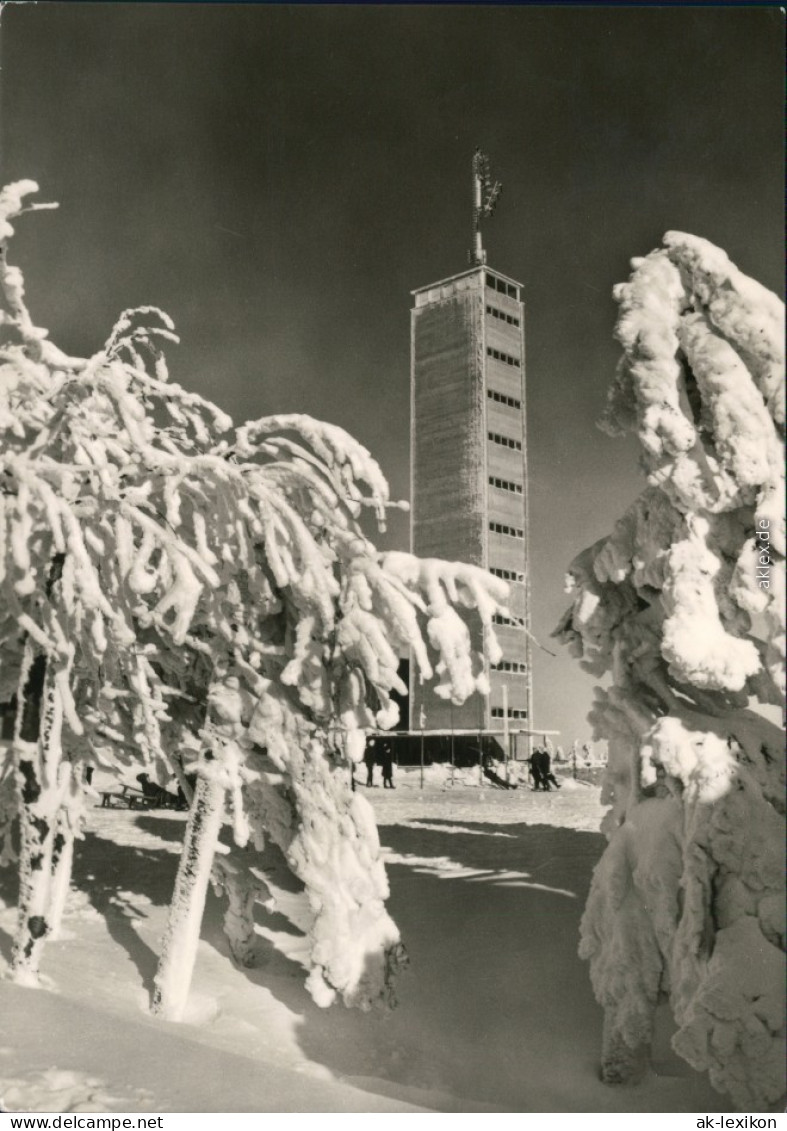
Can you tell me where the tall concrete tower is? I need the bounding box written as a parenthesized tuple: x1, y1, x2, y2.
(409, 153, 531, 741)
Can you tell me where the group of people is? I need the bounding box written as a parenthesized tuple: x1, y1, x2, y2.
(351, 739, 559, 793)
(528, 746, 561, 791)
(361, 738, 395, 789)
(481, 744, 561, 791)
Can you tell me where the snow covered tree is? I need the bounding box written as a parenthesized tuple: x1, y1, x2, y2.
(0, 181, 510, 1016)
(0, 180, 238, 982)
(555, 233, 785, 1109)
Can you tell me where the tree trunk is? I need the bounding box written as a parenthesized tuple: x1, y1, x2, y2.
(11, 646, 65, 984)
(169, 752, 195, 807)
(600, 1010, 650, 1085)
(48, 759, 88, 940)
(151, 774, 225, 1021)
(212, 854, 266, 968)
(223, 880, 258, 968)
(48, 800, 75, 941)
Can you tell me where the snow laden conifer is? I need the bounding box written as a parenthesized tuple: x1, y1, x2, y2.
(0, 182, 510, 1017)
(555, 234, 785, 1109)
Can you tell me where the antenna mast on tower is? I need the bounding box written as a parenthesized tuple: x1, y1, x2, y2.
(470, 149, 502, 266)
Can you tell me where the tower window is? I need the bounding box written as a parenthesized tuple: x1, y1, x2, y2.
(492, 612, 526, 628)
(487, 389, 521, 410)
(490, 567, 526, 583)
(489, 522, 524, 540)
(488, 431, 522, 452)
(486, 304, 520, 328)
(488, 475, 523, 494)
(485, 273, 519, 301)
(486, 346, 521, 368)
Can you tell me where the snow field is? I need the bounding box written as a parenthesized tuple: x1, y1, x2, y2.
(0, 788, 725, 1113)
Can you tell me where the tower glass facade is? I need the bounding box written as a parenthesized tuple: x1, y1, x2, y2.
(409, 265, 531, 742)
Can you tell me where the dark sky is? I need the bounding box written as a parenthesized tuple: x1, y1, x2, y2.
(1, 3, 783, 745)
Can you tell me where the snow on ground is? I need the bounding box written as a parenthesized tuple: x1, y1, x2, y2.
(0, 768, 726, 1113)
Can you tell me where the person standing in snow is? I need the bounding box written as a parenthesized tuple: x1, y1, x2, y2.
(544, 748, 561, 790)
(380, 739, 395, 789)
(364, 740, 378, 787)
(479, 743, 516, 789)
(528, 749, 545, 790)
(532, 748, 560, 791)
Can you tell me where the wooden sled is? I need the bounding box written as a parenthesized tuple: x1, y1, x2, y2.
(100, 784, 181, 810)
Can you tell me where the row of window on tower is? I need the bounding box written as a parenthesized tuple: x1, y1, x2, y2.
(487, 389, 521, 410)
(492, 613, 524, 627)
(486, 347, 521, 368)
(486, 304, 520, 328)
(488, 431, 522, 451)
(491, 707, 528, 720)
(485, 273, 519, 300)
(488, 475, 523, 494)
(490, 567, 526, 583)
(489, 521, 524, 540)
(491, 660, 528, 673)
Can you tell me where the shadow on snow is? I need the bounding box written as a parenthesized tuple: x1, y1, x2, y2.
(1, 812, 719, 1111)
